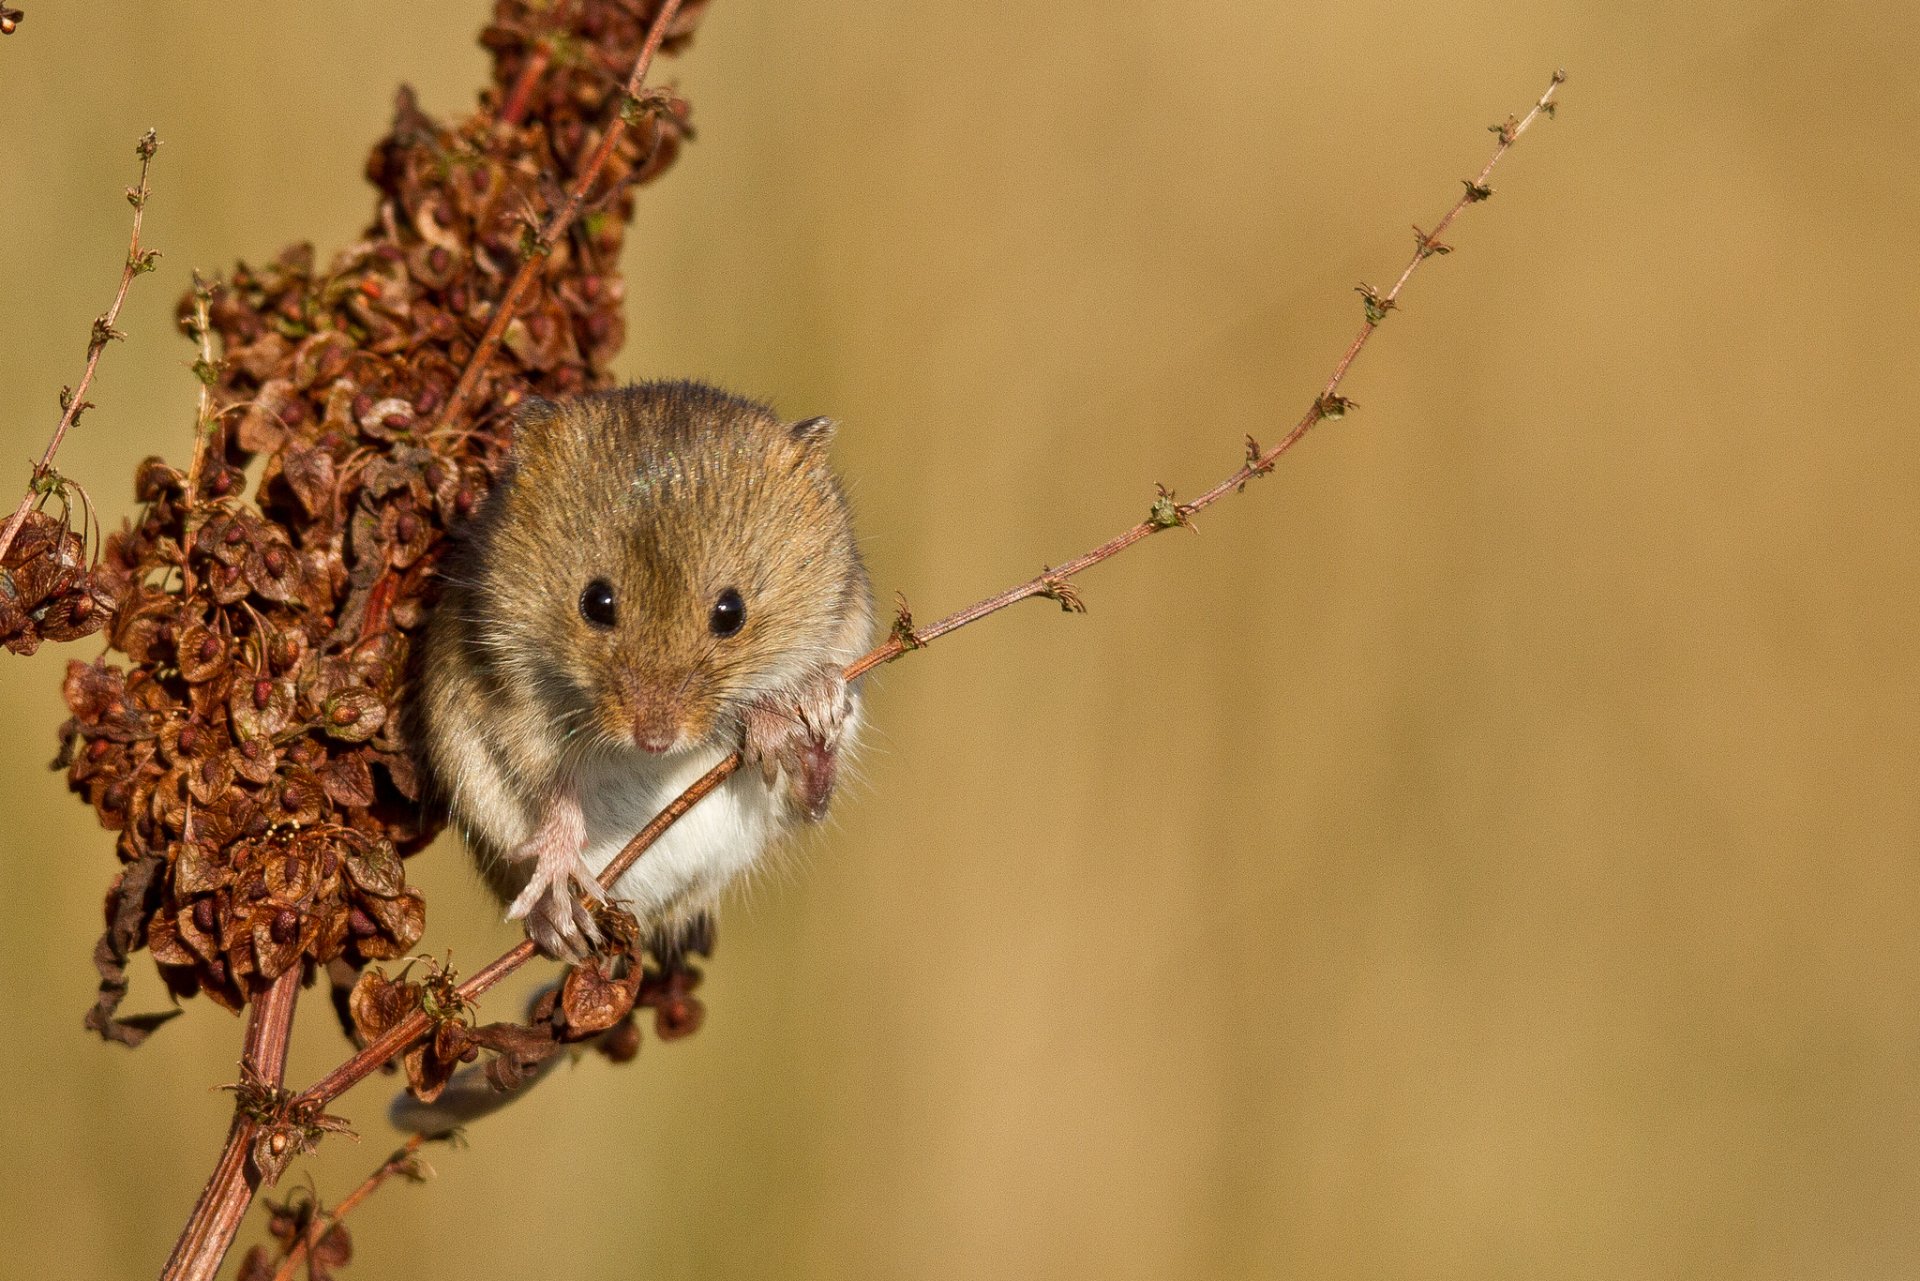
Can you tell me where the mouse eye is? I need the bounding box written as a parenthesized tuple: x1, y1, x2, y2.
(579, 579, 617, 628)
(709, 588, 746, 637)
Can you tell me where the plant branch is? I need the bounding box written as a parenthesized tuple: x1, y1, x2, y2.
(858, 70, 1566, 669)
(182, 275, 222, 514)
(433, 0, 683, 434)
(498, 43, 554, 128)
(288, 69, 1565, 1115)
(160, 967, 302, 1281)
(267, 1135, 430, 1281)
(297, 752, 732, 1108)
(0, 129, 159, 566)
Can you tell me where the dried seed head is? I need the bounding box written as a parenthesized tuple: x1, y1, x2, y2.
(55, 0, 708, 1047)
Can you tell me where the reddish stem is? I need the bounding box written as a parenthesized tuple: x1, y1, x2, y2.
(289, 70, 1565, 1119)
(434, 0, 684, 435)
(298, 752, 733, 1108)
(159, 967, 302, 1281)
(268, 1134, 429, 1281)
(498, 43, 554, 128)
(0, 130, 159, 567)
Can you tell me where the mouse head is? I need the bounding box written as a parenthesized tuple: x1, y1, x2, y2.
(462, 382, 868, 757)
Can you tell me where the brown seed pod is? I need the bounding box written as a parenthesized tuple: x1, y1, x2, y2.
(58, 0, 707, 1039)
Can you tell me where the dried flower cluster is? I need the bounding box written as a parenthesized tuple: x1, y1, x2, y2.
(346, 906, 708, 1107)
(1, 0, 1561, 1264)
(49, 0, 708, 1044)
(1, 509, 121, 654)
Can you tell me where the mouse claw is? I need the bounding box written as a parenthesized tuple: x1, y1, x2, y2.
(505, 827, 606, 961)
(743, 668, 853, 822)
(523, 902, 601, 964)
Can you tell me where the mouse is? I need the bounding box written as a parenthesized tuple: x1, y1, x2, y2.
(416, 380, 873, 960)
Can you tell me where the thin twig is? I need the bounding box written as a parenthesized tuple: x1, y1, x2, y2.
(853, 70, 1566, 669)
(298, 752, 729, 1107)
(434, 0, 683, 434)
(499, 43, 555, 128)
(268, 1135, 430, 1281)
(0, 129, 159, 566)
(161, 967, 302, 1281)
(290, 70, 1565, 1116)
(184, 275, 220, 509)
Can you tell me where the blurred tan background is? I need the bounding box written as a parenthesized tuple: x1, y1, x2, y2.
(3, 2, 1917, 1278)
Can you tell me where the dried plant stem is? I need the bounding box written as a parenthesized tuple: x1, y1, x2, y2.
(268, 1135, 429, 1281)
(298, 753, 732, 1107)
(288, 70, 1564, 1116)
(0, 130, 158, 567)
(161, 968, 302, 1281)
(183, 279, 219, 512)
(434, 0, 682, 433)
(859, 71, 1564, 669)
(498, 42, 554, 127)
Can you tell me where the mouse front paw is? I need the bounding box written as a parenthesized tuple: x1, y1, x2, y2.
(742, 668, 852, 822)
(504, 807, 606, 961)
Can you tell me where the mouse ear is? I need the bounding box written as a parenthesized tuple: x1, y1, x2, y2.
(789, 415, 836, 445)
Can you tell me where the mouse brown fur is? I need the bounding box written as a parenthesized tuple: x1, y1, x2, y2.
(418, 381, 872, 958)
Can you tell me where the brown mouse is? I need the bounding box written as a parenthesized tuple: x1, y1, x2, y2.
(417, 381, 872, 959)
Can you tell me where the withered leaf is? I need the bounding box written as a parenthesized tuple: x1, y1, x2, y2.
(402, 1039, 456, 1104)
(232, 327, 295, 381)
(175, 898, 224, 964)
(108, 587, 176, 664)
(374, 750, 420, 802)
(311, 1223, 353, 1276)
(263, 845, 318, 902)
(652, 991, 707, 1041)
(51, 0, 713, 1030)
(595, 1014, 643, 1064)
(174, 621, 227, 683)
(235, 1245, 277, 1281)
(83, 850, 175, 1046)
(229, 675, 295, 741)
(353, 888, 425, 959)
(348, 965, 422, 1043)
(251, 1124, 308, 1187)
(309, 898, 351, 964)
(560, 957, 641, 1036)
(10, 541, 82, 612)
(38, 577, 118, 644)
(145, 909, 196, 967)
(320, 687, 386, 742)
(229, 735, 280, 785)
(318, 749, 376, 807)
(0, 590, 35, 656)
(64, 660, 150, 742)
(186, 752, 237, 805)
(173, 840, 231, 896)
(471, 1021, 563, 1094)
(342, 835, 405, 898)
(251, 911, 306, 980)
(234, 377, 299, 452)
(294, 547, 337, 613)
(278, 442, 338, 518)
(132, 457, 186, 501)
(266, 767, 326, 827)
(207, 559, 251, 604)
(290, 331, 353, 390)
(245, 534, 305, 603)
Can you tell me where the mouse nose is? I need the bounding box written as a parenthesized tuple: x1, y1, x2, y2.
(630, 690, 683, 754)
(634, 722, 677, 754)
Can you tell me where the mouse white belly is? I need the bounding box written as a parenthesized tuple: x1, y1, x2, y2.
(570, 744, 780, 921)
